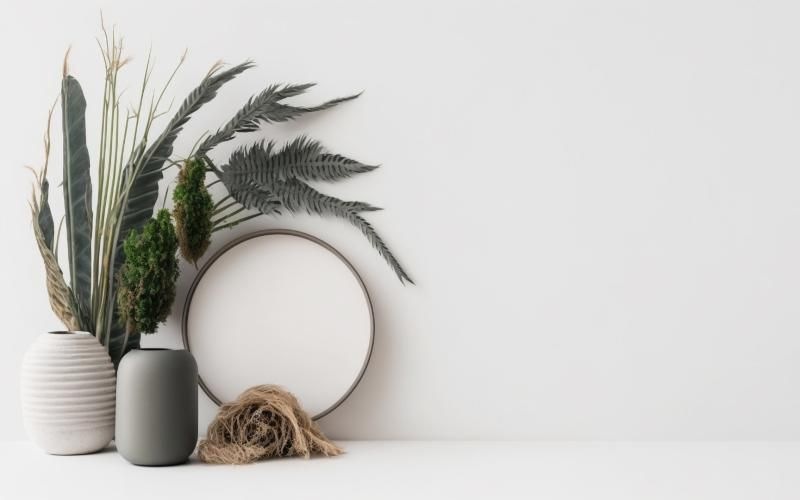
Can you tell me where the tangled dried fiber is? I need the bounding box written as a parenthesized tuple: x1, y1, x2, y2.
(198, 385, 342, 464)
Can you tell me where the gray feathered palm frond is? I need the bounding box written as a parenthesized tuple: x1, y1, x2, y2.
(218, 139, 413, 284)
(224, 137, 379, 183)
(269, 177, 382, 215)
(197, 83, 359, 156)
(223, 180, 282, 215)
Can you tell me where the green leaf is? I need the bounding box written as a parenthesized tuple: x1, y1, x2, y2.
(197, 83, 360, 155)
(61, 75, 93, 327)
(37, 176, 55, 250)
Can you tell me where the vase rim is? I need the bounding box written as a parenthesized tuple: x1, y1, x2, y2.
(47, 330, 92, 335)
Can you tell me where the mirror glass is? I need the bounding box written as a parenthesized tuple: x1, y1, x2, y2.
(183, 230, 374, 419)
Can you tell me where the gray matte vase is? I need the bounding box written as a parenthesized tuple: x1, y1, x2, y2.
(115, 348, 198, 466)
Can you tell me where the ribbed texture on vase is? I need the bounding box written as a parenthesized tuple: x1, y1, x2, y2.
(20, 332, 116, 455)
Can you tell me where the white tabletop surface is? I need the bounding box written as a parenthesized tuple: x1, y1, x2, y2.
(1, 440, 798, 500)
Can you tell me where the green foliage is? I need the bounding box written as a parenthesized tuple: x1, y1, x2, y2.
(117, 210, 179, 334)
(61, 75, 93, 329)
(173, 158, 214, 265)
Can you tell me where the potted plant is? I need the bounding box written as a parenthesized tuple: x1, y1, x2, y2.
(113, 208, 196, 465)
(24, 25, 412, 456)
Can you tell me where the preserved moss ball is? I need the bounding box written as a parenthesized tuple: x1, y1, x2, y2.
(117, 209, 179, 334)
(173, 157, 214, 266)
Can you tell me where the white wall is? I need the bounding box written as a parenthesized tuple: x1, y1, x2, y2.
(2, 0, 800, 441)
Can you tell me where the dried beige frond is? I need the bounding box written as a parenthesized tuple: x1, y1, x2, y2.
(62, 46, 71, 78)
(205, 60, 224, 78)
(31, 199, 81, 332)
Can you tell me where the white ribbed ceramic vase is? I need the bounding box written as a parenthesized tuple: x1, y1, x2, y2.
(21, 331, 116, 455)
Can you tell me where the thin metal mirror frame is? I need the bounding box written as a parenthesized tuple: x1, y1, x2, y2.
(181, 229, 375, 420)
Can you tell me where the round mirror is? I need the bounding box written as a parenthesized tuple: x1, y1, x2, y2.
(182, 230, 374, 419)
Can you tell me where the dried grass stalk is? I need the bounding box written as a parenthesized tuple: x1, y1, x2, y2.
(198, 385, 342, 464)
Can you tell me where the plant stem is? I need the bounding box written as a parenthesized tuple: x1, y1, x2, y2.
(202, 154, 222, 176)
(212, 195, 231, 210)
(212, 200, 238, 216)
(212, 206, 245, 226)
(211, 213, 261, 232)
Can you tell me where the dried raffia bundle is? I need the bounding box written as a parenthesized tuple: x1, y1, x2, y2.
(198, 385, 342, 464)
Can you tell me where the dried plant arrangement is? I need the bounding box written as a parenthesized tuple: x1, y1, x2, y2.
(29, 25, 412, 366)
